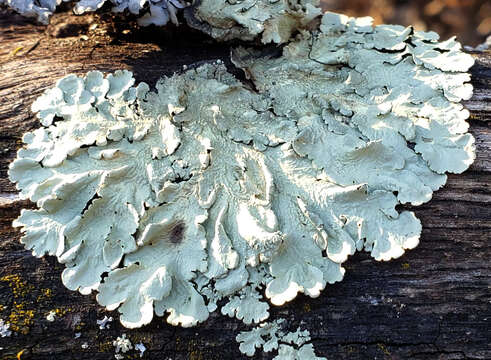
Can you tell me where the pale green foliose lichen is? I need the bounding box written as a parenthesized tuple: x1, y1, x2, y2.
(2, 0, 320, 39)
(236, 319, 325, 359)
(0, 0, 186, 26)
(189, 0, 322, 44)
(9, 11, 474, 358)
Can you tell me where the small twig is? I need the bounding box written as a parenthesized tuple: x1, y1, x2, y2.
(24, 38, 41, 55)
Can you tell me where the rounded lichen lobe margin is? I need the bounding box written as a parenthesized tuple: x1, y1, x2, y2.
(8, 11, 474, 338)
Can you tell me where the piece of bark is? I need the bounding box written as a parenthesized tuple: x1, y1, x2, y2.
(0, 8, 490, 360)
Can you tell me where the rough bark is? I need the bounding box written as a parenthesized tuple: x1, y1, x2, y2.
(0, 8, 490, 360)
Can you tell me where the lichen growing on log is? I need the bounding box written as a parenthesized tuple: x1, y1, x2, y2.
(7, 9, 474, 359)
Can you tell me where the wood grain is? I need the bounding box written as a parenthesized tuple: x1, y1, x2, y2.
(0, 8, 489, 360)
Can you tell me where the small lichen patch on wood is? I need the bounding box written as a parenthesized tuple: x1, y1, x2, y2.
(36, 287, 54, 303)
(8, 302, 35, 334)
(0, 274, 36, 334)
(0, 275, 34, 299)
(236, 319, 326, 359)
(98, 339, 115, 352)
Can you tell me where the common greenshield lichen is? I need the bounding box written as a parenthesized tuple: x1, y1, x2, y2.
(0, 0, 186, 26)
(8, 10, 474, 359)
(2, 0, 320, 40)
(236, 319, 325, 359)
(187, 0, 322, 44)
(2, 0, 320, 44)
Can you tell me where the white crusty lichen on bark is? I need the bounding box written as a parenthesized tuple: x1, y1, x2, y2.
(8, 8, 475, 360)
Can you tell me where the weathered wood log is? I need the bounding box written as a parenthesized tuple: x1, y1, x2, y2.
(0, 8, 490, 360)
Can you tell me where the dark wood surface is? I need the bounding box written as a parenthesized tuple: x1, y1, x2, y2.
(0, 8, 490, 360)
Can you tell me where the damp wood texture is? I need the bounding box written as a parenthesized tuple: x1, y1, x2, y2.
(0, 9, 490, 360)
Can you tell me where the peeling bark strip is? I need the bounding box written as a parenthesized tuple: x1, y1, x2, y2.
(0, 9, 490, 360)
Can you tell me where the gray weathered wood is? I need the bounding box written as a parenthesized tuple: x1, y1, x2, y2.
(0, 8, 490, 360)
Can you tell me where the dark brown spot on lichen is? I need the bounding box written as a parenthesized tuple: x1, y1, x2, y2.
(168, 220, 186, 245)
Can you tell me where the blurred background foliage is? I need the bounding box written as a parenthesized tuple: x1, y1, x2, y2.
(321, 0, 490, 46)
